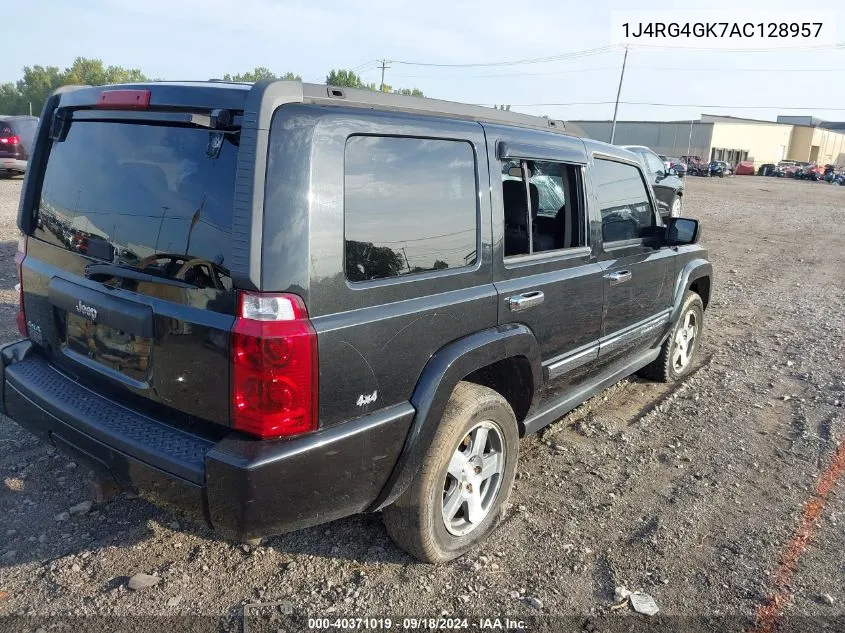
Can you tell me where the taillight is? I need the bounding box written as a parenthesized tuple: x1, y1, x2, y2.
(230, 292, 318, 439)
(0, 136, 20, 145)
(14, 234, 26, 337)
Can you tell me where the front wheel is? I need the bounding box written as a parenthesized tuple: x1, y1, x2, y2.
(639, 291, 704, 382)
(670, 195, 682, 218)
(382, 382, 519, 563)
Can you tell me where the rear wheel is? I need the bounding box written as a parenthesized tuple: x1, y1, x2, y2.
(382, 382, 519, 563)
(639, 291, 704, 382)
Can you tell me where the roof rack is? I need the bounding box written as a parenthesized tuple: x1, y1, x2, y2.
(295, 82, 569, 134)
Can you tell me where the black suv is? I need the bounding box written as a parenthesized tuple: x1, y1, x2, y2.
(622, 145, 685, 219)
(0, 115, 38, 176)
(2, 82, 711, 563)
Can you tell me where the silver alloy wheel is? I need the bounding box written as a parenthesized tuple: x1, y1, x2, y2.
(671, 196, 682, 218)
(442, 420, 505, 537)
(672, 309, 698, 372)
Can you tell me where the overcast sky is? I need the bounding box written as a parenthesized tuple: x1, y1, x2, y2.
(4, 0, 844, 123)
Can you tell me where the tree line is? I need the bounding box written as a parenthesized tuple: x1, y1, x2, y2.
(0, 58, 424, 116)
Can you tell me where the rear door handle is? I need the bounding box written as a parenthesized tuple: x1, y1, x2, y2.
(605, 270, 632, 285)
(507, 290, 545, 312)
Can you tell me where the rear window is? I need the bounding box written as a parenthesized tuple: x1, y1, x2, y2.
(33, 121, 237, 278)
(344, 135, 478, 282)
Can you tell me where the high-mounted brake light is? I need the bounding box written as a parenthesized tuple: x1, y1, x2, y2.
(0, 136, 20, 145)
(14, 234, 26, 337)
(96, 89, 151, 110)
(230, 292, 318, 439)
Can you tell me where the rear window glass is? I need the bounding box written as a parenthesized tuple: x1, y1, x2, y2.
(34, 121, 237, 276)
(344, 135, 478, 282)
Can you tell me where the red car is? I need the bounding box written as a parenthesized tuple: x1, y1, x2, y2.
(734, 161, 755, 176)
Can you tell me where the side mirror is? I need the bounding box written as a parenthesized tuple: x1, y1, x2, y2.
(667, 167, 677, 176)
(665, 217, 700, 246)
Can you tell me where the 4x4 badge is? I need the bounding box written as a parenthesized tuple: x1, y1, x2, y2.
(356, 390, 377, 407)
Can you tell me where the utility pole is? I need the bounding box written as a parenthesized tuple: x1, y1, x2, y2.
(609, 45, 628, 145)
(686, 119, 694, 160)
(378, 59, 391, 92)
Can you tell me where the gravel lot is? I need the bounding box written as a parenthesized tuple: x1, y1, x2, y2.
(0, 174, 844, 632)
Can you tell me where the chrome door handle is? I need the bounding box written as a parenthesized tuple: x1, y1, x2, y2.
(605, 270, 632, 285)
(507, 291, 544, 312)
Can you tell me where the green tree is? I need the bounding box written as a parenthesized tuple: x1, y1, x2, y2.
(393, 87, 424, 97)
(222, 67, 301, 82)
(325, 69, 423, 96)
(0, 57, 149, 116)
(325, 69, 374, 90)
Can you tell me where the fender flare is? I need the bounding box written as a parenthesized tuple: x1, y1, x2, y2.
(670, 258, 712, 326)
(368, 323, 541, 511)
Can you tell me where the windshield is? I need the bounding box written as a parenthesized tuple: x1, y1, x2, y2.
(33, 120, 238, 288)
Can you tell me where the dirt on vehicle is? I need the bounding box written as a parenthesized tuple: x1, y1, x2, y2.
(0, 175, 843, 631)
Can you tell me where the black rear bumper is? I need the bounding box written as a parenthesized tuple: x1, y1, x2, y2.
(0, 340, 413, 540)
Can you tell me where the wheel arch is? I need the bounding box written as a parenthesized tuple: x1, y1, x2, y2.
(368, 324, 542, 511)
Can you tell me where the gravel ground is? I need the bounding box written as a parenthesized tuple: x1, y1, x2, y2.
(0, 174, 844, 632)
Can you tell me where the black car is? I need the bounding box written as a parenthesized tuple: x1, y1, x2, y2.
(0, 115, 38, 176)
(621, 145, 685, 218)
(3, 82, 711, 563)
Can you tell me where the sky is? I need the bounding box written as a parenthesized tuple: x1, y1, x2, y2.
(4, 0, 845, 123)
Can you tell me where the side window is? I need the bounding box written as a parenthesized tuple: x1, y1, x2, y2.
(344, 135, 478, 282)
(643, 152, 665, 175)
(501, 159, 585, 257)
(592, 158, 657, 244)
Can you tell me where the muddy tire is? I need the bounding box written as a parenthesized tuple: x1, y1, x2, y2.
(639, 291, 704, 383)
(382, 382, 519, 563)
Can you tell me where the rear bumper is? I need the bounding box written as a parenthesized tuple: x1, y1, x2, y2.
(0, 340, 413, 540)
(0, 158, 26, 172)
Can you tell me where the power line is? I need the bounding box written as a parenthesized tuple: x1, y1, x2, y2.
(390, 46, 617, 68)
(627, 42, 845, 53)
(495, 100, 845, 111)
(381, 64, 845, 80)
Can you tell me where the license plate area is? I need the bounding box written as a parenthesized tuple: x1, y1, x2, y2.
(65, 313, 152, 382)
(48, 277, 155, 387)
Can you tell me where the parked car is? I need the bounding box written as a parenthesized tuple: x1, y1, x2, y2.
(0, 115, 38, 176)
(758, 163, 776, 176)
(804, 164, 825, 181)
(708, 161, 732, 177)
(3, 82, 712, 563)
(734, 161, 755, 176)
(665, 157, 687, 177)
(621, 145, 685, 218)
(775, 161, 800, 177)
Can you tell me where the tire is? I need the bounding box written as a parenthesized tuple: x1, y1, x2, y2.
(638, 291, 704, 383)
(382, 381, 519, 563)
(670, 195, 682, 218)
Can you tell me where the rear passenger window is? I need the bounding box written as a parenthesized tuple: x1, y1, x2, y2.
(344, 136, 478, 282)
(592, 158, 657, 243)
(502, 160, 585, 257)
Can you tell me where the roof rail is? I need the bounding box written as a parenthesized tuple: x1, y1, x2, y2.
(288, 82, 568, 134)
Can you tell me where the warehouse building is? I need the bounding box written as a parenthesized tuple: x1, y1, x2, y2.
(567, 114, 845, 167)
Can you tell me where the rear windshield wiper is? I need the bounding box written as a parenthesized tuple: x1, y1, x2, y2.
(85, 263, 198, 289)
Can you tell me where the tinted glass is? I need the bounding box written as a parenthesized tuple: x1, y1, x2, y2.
(344, 135, 477, 282)
(643, 151, 665, 175)
(34, 121, 237, 287)
(592, 158, 656, 243)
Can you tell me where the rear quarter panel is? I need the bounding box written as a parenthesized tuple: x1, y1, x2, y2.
(262, 105, 497, 428)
